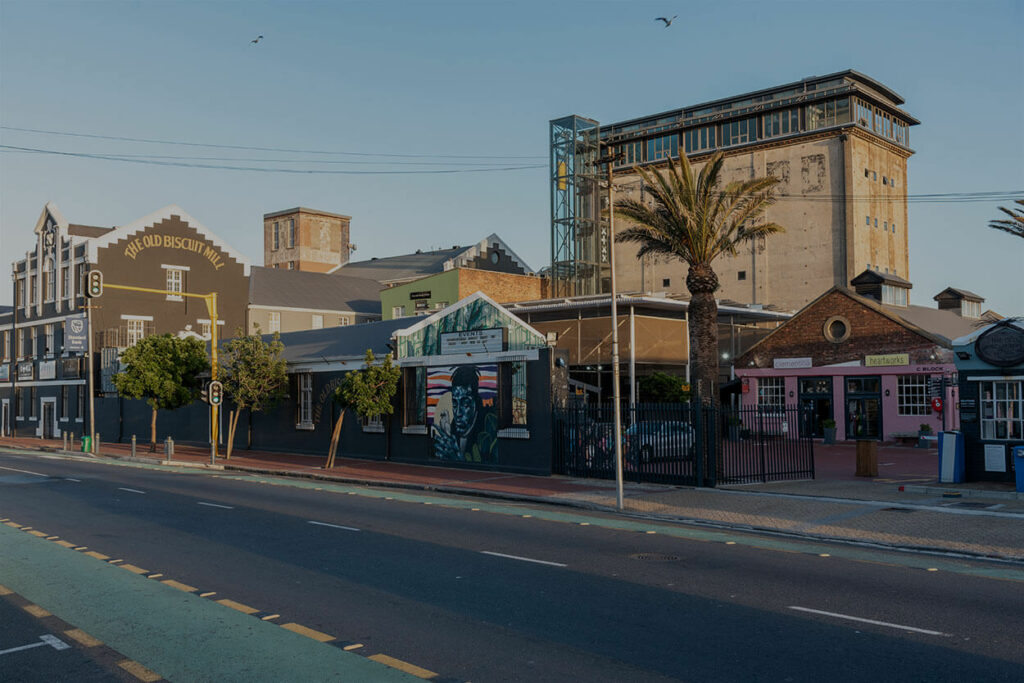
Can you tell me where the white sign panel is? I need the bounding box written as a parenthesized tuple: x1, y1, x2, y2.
(38, 360, 56, 380)
(983, 444, 1006, 472)
(773, 357, 813, 369)
(440, 328, 505, 355)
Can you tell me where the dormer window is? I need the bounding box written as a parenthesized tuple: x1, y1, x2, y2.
(962, 300, 980, 319)
(882, 284, 907, 307)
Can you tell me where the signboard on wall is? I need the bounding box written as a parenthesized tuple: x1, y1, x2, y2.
(64, 314, 88, 352)
(773, 357, 812, 369)
(984, 444, 1006, 472)
(17, 362, 33, 381)
(865, 353, 909, 367)
(0, 364, 8, 381)
(409, 291, 432, 300)
(38, 360, 56, 380)
(440, 328, 506, 355)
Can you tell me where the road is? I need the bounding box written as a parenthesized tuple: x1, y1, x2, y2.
(1, 448, 1022, 682)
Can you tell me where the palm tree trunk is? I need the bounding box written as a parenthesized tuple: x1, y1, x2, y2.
(687, 264, 720, 404)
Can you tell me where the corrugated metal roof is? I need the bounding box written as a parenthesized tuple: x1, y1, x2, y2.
(333, 246, 474, 283)
(268, 318, 412, 363)
(248, 266, 382, 314)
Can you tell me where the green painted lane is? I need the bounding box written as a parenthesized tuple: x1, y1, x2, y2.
(0, 524, 418, 682)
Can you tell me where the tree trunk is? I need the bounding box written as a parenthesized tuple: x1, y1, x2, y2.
(686, 263, 721, 405)
(226, 409, 241, 460)
(149, 407, 158, 452)
(325, 408, 345, 469)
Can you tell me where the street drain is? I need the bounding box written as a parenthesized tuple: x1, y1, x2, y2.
(630, 553, 680, 562)
(881, 507, 915, 513)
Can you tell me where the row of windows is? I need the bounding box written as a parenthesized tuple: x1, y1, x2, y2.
(11, 386, 86, 421)
(756, 375, 936, 415)
(16, 264, 87, 308)
(266, 311, 350, 333)
(865, 216, 898, 233)
(271, 219, 296, 251)
(271, 262, 296, 270)
(864, 168, 899, 187)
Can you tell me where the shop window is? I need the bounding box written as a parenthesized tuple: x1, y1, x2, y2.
(14, 388, 22, 419)
(362, 414, 384, 433)
(30, 388, 37, 419)
(897, 375, 930, 416)
(757, 377, 785, 410)
(979, 380, 1023, 441)
(847, 377, 880, 394)
(498, 361, 529, 429)
(77, 386, 85, 419)
(403, 367, 426, 430)
(61, 386, 69, 420)
(296, 373, 313, 428)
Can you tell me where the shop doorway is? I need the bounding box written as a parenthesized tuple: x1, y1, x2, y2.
(1, 400, 8, 436)
(845, 376, 882, 439)
(798, 377, 833, 438)
(42, 401, 55, 439)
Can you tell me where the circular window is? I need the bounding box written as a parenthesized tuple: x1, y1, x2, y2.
(490, 252, 500, 264)
(823, 315, 851, 343)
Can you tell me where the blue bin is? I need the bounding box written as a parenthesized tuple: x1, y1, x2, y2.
(1014, 446, 1024, 493)
(938, 431, 964, 484)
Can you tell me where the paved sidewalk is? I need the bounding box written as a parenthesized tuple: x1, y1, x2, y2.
(3, 436, 1022, 563)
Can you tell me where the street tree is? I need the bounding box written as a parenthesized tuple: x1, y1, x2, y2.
(989, 199, 1024, 239)
(614, 151, 783, 401)
(325, 350, 400, 468)
(113, 334, 209, 451)
(218, 327, 288, 459)
(638, 371, 692, 403)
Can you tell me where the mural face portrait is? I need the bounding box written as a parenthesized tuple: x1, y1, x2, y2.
(428, 364, 498, 463)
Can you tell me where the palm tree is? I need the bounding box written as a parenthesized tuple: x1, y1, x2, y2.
(989, 199, 1024, 239)
(614, 151, 784, 402)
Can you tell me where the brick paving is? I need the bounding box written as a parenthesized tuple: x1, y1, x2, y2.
(3, 436, 1021, 562)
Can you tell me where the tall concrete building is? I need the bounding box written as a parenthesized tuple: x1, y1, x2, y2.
(550, 70, 919, 311)
(263, 207, 352, 273)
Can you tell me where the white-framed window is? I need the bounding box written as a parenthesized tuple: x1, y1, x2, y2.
(979, 380, 1023, 441)
(897, 375, 930, 416)
(268, 311, 281, 333)
(272, 222, 280, 250)
(16, 278, 25, 307)
(61, 266, 70, 299)
(1, 330, 7, 360)
(29, 275, 37, 305)
(61, 385, 69, 419)
(882, 285, 908, 307)
(312, 314, 324, 329)
(392, 306, 405, 318)
(44, 324, 55, 356)
(16, 329, 25, 359)
(362, 414, 384, 432)
(757, 377, 785, 410)
(32, 327, 39, 357)
(337, 316, 350, 326)
(77, 386, 85, 419)
(126, 319, 146, 346)
(288, 219, 296, 248)
(962, 300, 980, 319)
(200, 321, 211, 339)
(165, 268, 184, 297)
(297, 373, 313, 428)
(43, 260, 55, 302)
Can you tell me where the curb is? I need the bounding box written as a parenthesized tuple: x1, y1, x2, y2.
(901, 484, 1023, 502)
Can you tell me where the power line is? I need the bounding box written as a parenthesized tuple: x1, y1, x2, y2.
(0, 144, 546, 175)
(0, 125, 548, 160)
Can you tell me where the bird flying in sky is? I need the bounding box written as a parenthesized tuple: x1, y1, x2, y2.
(655, 16, 677, 27)
(251, 35, 263, 44)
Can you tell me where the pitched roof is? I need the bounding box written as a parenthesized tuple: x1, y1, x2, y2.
(67, 224, 114, 238)
(248, 266, 382, 315)
(849, 269, 913, 288)
(270, 318, 411, 363)
(933, 287, 984, 302)
(883, 304, 981, 345)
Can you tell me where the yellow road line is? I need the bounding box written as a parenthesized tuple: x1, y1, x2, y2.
(54, 540, 76, 548)
(343, 643, 364, 651)
(280, 622, 335, 642)
(64, 628, 103, 647)
(119, 564, 149, 575)
(84, 551, 110, 560)
(46, 535, 60, 540)
(216, 599, 258, 614)
(23, 604, 51, 618)
(369, 654, 438, 679)
(4, 521, 23, 528)
(260, 613, 280, 621)
(117, 659, 162, 682)
(0, 584, 12, 595)
(161, 580, 197, 593)
(199, 591, 216, 598)
(147, 574, 163, 579)
(28, 530, 48, 537)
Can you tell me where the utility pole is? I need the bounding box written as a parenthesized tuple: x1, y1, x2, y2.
(596, 147, 625, 510)
(86, 300, 96, 451)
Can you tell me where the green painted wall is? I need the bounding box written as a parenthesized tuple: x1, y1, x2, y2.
(380, 270, 460, 320)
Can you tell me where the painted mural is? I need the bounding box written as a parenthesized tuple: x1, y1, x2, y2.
(395, 295, 545, 359)
(428, 364, 499, 463)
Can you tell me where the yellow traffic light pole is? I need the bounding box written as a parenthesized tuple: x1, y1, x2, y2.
(100, 283, 220, 457)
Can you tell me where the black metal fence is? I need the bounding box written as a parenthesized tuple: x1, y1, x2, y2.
(552, 402, 814, 486)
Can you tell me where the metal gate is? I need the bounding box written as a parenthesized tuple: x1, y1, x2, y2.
(552, 402, 814, 486)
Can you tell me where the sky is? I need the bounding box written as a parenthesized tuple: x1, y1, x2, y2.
(1, 0, 1021, 315)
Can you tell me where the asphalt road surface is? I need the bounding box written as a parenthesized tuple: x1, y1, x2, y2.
(1, 449, 1022, 682)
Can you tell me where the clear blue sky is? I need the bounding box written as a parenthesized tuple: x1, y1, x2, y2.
(2, 0, 1021, 314)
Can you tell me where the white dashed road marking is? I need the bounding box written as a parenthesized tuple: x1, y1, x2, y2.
(788, 606, 947, 636)
(197, 502, 234, 509)
(117, 488, 146, 494)
(481, 551, 567, 568)
(308, 521, 360, 532)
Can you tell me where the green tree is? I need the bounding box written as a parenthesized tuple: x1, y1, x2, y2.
(614, 151, 784, 401)
(112, 334, 209, 451)
(637, 372, 692, 403)
(989, 199, 1024, 239)
(325, 350, 401, 468)
(218, 327, 288, 459)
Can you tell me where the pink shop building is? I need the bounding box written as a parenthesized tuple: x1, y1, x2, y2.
(735, 273, 1001, 442)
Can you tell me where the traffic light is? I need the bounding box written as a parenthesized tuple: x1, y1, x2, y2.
(86, 270, 103, 298)
(208, 380, 223, 406)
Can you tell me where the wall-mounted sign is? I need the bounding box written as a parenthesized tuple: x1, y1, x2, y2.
(122, 234, 227, 270)
(38, 360, 56, 380)
(984, 444, 1006, 472)
(865, 353, 909, 367)
(17, 361, 34, 381)
(440, 328, 506, 355)
(62, 357, 82, 379)
(64, 314, 88, 352)
(773, 357, 812, 369)
(975, 323, 1024, 367)
(409, 291, 432, 300)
